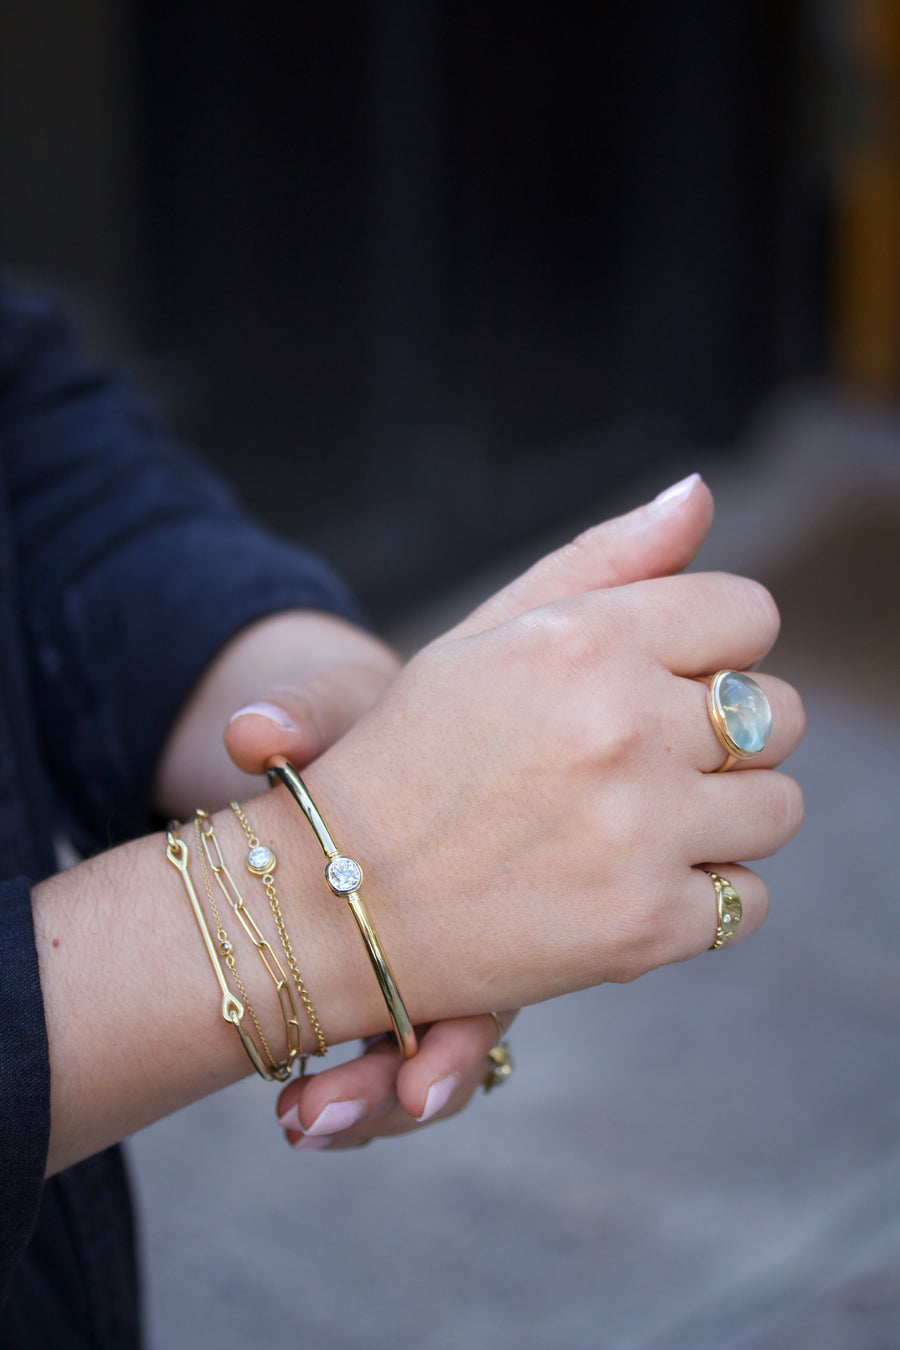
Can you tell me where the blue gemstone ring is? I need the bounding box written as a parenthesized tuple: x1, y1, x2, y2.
(701, 670, 772, 772)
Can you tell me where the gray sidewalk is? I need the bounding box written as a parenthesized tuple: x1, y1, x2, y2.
(129, 394, 900, 1349)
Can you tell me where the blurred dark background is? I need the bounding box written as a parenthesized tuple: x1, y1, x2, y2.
(5, 8, 900, 1349)
(0, 0, 858, 618)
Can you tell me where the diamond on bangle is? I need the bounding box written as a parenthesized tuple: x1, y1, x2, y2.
(326, 855, 363, 895)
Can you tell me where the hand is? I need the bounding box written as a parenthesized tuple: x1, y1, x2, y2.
(154, 610, 400, 817)
(224, 613, 402, 777)
(292, 476, 805, 1037)
(275, 1012, 517, 1150)
(238, 473, 725, 1150)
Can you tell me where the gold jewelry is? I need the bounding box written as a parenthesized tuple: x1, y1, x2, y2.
(698, 670, 772, 772)
(483, 1041, 514, 1092)
(705, 870, 743, 949)
(195, 811, 302, 1075)
(269, 758, 418, 1059)
(228, 801, 327, 1058)
(488, 1011, 505, 1046)
(164, 823, 281, 1081)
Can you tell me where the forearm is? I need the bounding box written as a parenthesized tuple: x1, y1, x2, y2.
(34, 775, 398, 1175)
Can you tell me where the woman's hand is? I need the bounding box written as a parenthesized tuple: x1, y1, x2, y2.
(274, 1012, 518, 1150)
(154, 610, 401, 817)
(290, 484, 805, 1036)
(231, 473, 731, 1150)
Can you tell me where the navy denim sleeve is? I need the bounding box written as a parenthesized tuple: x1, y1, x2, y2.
(0, 877, 50, 1302)
(0, 287, 361, 842)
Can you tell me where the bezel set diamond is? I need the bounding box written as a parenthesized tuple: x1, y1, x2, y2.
(326, 855, 363, 895)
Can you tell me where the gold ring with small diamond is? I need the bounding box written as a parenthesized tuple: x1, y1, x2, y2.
(705, 871, 743, 949)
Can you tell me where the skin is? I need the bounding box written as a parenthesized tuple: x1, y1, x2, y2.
(33, 476, 805, 1171)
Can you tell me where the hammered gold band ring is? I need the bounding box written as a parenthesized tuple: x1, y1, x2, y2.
(483, 1012, 514, 1091)
(699, 670, 772, 772)
(706, 871, 743, 949)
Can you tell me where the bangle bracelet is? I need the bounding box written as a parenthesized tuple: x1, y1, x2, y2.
(268, 758, 418, 1058)
(165, 823, 282, 1082)
(195, 811, 301, 1076)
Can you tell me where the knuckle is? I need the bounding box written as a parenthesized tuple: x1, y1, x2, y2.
(755, 880, 771, 929)
(739, 576, 781, 639)
(758, 772, 804, 841)
(515, 601, 596, 679)
(779, 775, 805, 838)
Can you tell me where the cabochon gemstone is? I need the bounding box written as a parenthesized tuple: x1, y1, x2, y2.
(327, 856, 362, 894)
(716, 672, 772, 755)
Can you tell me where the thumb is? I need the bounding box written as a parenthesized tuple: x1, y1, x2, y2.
(454, 472, 712, 636)
(224, 661, 395, 775)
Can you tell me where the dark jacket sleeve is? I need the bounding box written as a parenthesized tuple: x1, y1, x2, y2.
(0, 285, 361, 1301)
(0, 877, 50, 1304)
(0, 286, 360, 842)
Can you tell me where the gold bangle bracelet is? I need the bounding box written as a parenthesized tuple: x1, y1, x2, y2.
(164, 823, 282, 1082)
(268, 758, 418, 1058)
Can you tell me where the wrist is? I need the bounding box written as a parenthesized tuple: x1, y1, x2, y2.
(234, 772, 407, 1049)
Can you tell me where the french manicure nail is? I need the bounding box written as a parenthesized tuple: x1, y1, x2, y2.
(228, 701, 297, 730)
(647, 472, 700, 515)
(277, 1103, 302, 1132)
(290, 1133, 331, 1151)
(304, 1099, 366, 1136)
(416, 1075, 458, 1123)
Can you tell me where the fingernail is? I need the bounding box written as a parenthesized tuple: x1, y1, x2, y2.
(416, 1075, 459, 1123)
(290, 1134, 331, 1151)
(277, 1103, 302, 1132)
(228, 701, 297, 730)
(304, 1099, 366, 1136)
(647, 472, 700, 515)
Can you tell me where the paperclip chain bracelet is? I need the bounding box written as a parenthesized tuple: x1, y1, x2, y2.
(195, 812, 299, 1077)
(229, 802, 327, 1058)
(268, 757, 417, 1058)
(164, 823, 280, 1082)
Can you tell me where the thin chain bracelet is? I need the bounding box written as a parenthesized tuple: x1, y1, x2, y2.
(196, 811, 306, 1073)
(229, 801, 328, 1058)
(165, 822, 280, 1082)
(193, 815, 290, 1079)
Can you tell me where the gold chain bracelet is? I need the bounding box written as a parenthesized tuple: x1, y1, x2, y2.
(268, 758, 417, 1058)
(228, 802, 327, 1058)
(195, 812, 300, 1077)
(164, 823, 282, 1082)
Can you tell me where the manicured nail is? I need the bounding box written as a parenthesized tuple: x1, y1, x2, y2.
(277, 1103, 302, 1132)
(304, 1099, 366, 1136)
(647, 472, 700, 515)
(416, 1075, 458, 1123)
(290, 1134, 331, 1151)
(228, 701, 297, 730)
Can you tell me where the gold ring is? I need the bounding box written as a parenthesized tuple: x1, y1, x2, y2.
(483, 1040, 513, 1092)
(698, 670, 772, 772)
(706, 871, 743, 949)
